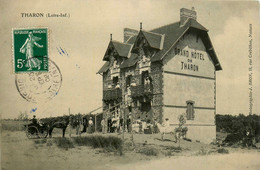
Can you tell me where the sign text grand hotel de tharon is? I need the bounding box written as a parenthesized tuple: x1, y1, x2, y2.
(175, 47, 205, 72)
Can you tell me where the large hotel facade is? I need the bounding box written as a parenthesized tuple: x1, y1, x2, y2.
(97, 8, 222, 143)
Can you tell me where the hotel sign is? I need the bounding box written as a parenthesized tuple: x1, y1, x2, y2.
(174, 48, 205, 72)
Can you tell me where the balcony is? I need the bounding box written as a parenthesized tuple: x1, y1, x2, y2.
(103, 88, 122, 101)
(130, 84, 153, 98)
(111, 64, 120, 75)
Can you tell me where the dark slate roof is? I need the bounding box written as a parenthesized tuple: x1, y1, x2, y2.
(103, 41, 132, 61)
(120, 53, 139, 69)
(97, 61, 110, 74)
(112, 41, 132, 57)
(98, 18, 222, 73)
(141, 31, 163, 49)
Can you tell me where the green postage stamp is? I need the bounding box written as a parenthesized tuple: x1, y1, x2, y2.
(13, 28, 48, 72)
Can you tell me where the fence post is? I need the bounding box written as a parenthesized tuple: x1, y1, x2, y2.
(95, 114, 97, 132)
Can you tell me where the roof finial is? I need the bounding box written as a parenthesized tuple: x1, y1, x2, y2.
(140, 22, 142, 30)
(110, 33, 112, 41)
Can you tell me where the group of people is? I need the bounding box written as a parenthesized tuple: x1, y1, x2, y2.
(68, 115, 94, 137)
(105, 115, 132, 133)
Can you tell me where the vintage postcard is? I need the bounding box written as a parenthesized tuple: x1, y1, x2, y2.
(0, 0, 259, 170)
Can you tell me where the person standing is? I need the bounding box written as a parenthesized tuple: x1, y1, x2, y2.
(127, 115, 131, 133)
(163, 118, 170, 132)
(88, 117, 94, 133)
(119, 117, 124, 132)
(101, 118, 106, 134)
(107, 116, 112, 133)
(81, 117, 87, 133)
(77, 114, 82, 136)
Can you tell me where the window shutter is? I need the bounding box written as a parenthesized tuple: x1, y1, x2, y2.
(186, 101, 195, 120)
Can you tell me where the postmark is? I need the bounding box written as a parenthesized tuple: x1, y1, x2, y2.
(13, 28, 48, 73)
(15, 57, 62, 103)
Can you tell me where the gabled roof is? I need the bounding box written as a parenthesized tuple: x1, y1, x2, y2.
(97, 61, 110, 74)
(150, 19, 221, 70)
(133, 30, 164, 50)
(103, 41, 132, 61)
(113, 41, 132, 57)
(120, 53, 139, 69)
(98, 18, 222, 73)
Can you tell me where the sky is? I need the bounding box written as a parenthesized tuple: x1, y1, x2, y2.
(0, 0, 259, 119)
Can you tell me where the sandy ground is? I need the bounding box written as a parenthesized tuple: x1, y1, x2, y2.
(113, 152, 260, 170)
(1, 130, 259, 170)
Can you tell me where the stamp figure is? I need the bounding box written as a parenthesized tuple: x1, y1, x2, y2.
(13, 28, 48, 72)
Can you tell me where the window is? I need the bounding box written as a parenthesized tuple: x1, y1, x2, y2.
(113, 76, 118, 86)
(128, 106, 132, 113)
(126, 75, 132, 87)
(186, 100, 195, 120)
(141, 71, 149, 85)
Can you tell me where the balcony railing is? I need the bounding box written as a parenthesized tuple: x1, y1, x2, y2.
(103, 88, 122, 101)
(130, 84, 153, 98)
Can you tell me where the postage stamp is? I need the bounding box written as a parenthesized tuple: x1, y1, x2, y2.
(13, 28, 48, 73)
(15, 57, 62, 103)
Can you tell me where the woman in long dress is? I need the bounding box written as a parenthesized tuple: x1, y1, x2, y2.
(20, 31, 43, 70)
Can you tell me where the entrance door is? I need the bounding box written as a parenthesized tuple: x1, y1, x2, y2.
(141, 101, 152, 120)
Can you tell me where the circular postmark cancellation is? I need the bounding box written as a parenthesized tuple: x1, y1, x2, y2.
(15, 57, 62, 103)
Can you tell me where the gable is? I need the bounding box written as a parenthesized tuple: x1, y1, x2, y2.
(103, 41, 131, 61)
(131, 30, 163, 53)
(103, 41, 118, 61)
(150, 19, 221, 71)
(163, 30, 216, 78)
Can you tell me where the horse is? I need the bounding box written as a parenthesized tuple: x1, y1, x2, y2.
(48, 116, 70, 138)
(154, 121, 177, 142)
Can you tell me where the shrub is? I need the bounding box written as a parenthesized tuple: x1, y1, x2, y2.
(54, 137, 74, 150)
(216, 114, 260, 146)
(164, 146, 182, 152)
(164, 150, 172, 156)
(46, 140, 53, 146)
(137, 146, 159, 156)
(217, 148, 229, 154)
(73, 135, 123, 154)
(198, 147, 208, 155)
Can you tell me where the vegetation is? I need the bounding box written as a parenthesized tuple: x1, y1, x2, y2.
(54, 137, 75, 150)
(137, 146, 159, 156)
(175, 114, 188, 147)
(216, 114, 260, 147)
(1, 120, 26, 131)
(17, 111, 29, 121)
(73, 135, 123, 155)
(217, 148, 229, 154)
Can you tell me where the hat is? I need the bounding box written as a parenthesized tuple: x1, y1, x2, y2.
(165, 118, 169, 121)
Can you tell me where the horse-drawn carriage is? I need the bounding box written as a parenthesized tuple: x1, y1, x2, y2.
(24, 122, 49, 139)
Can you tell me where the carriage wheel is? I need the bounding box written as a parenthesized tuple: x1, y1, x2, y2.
(38, 129, 48, 138)
(26, 126, 39, 139)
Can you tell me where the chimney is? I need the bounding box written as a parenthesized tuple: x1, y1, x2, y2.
(180, 7, 197, 26)
(123, 28, 138, 43)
